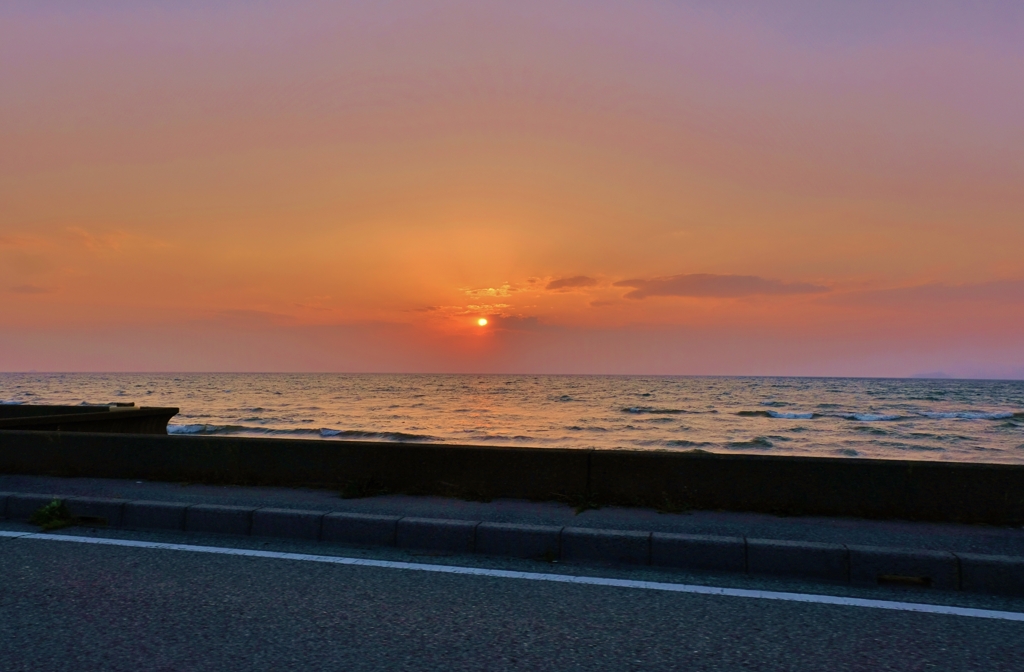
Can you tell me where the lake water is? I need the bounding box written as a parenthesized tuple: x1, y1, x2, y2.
(2, 373, 1023, 463)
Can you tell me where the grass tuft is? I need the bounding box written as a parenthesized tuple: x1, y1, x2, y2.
(339, 475, 390, 499)
(437, 481, 493, 503)
(29, 499, 77, 531)
(555, 492, 601, 515)
(656, 492, 692, 515)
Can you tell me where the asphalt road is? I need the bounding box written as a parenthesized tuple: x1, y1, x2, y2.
(3, 524, 1024, 671)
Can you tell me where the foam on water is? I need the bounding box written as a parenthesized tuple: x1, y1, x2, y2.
(918, 411, 1015, 420)
(843, 413, 904, 422)
(767, 410, 815, 419)
(2, 373, 1023, 463)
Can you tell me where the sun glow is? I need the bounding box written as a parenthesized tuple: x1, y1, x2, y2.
(477, 318, 488, 327)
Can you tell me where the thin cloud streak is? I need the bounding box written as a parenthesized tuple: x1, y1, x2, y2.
(10, 284, 55, 295)
(614, 274, 828, 299)
(546, 276, 598, 291)
(831, 280, 1024, 306)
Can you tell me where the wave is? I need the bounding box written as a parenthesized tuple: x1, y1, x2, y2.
(168, 424, 270, 435)
(168, 424, 437, 442)
(854, 426, 889, 435)
(870, 440, 945, 452)
(918, 411, 1015, 420)
(665, 439, 713, 448)
(623, 407, 688, 414)
(737, 409, 816, 419)
(0, 400, 24, 405)
(759, 401, 790, 407)
(318, 428, 438, 442)
(169, 424, 326, 437)
(461, 433, 538, 443)
(728, 437, 774, 448)
(842, 413, 904, 422)
(767, 410, 815, 419)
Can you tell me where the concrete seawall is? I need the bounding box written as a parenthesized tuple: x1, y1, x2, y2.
(2, 430, 1023, 524)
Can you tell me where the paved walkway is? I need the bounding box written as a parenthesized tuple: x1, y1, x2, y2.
(4, 473, 1024, 556)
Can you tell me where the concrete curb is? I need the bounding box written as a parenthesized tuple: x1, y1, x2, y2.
(958, 553, 1024, 596)
(748, 538, 849, 582)
(64, 496, 125, 527)
(323, 512, 399, 546)
(848, 545, 959, 590)
(186, 504, 253, 536)
(397, 517, 478, 554)
(124, 500, 186, 531)
(562, 527, 651, 565)
(4, 492, 1024, 597)
(476, 522, 561, 559)
(252, 508, 326, 541)
(651, 533, 746, 573)
(6, 492, 55, 521)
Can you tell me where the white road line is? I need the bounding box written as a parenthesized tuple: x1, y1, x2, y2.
(3, 529, 1023, 622)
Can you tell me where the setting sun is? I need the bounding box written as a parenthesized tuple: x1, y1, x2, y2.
(1, 2, 1022, 379)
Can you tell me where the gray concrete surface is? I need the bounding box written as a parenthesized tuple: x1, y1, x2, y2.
(747, 538, 849, 582)
(186, 504, 253, 536)
(323, 512, 398, 546)
(123, 499, 186, 531)
(2, 522, 1024, 671)
(651, 532, 747, 572)
(397, 517, 478, 554)
(476, 522, 561, 559)
(849, 546, 959, 590)
(562, 527, 651, 565)
(252, 507, 326, 540)
(960, 553, 1024, 596)
(8, 476, 1024, 596)
(4, 474, 1024, 556)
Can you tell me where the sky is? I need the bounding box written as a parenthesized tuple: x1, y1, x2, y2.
(1, 0, 1022, 377)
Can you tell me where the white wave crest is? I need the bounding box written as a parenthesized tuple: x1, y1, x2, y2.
(842, 413, 903, 422)
(767, 411, 814, 419)
(918, 411, 1015, 420)
(167, 424, 214, 434)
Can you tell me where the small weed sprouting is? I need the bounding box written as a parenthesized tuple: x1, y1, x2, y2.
(339, 475, 390, 499)
(437, 481, 493, 503)
(540, 549, 559, 564)
(29, 499, 76, 531)
(656, 492, 692, 515)
(555, 492, 601, 515)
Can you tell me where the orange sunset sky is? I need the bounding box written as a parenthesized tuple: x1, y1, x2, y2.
(2, 1, 1022, 377)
